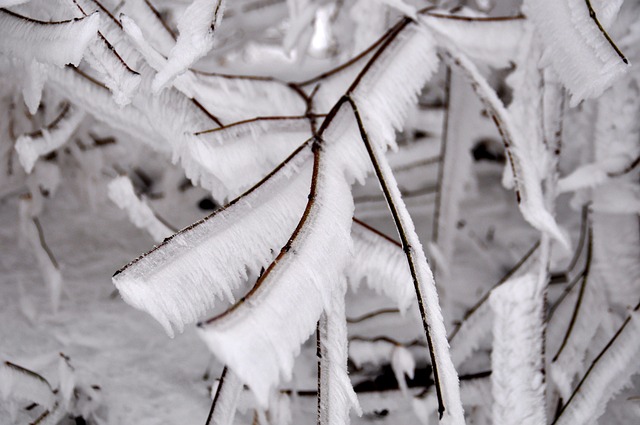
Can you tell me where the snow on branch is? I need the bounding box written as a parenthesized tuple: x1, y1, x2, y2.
(197, 143, 356, 406)
(437, 41, 569, 250)
(490, 273, 545, 425)
(420, 10, 525, 69)
(0, 360, 56, 410)
(347, 98, 464, 424)
(554, 304, 640, 425)
(107, 175, 174, 243)
(206, 367, 243, 425)
(113, 143, 313, 337)
(348, 219, 414, 312)
(183, 116, 312, 200)
(319, 282, 362, 424)
(0, 8, 99, 67)
(153, 0, 226, 92)
(523, 0, 628, 105)
(349, 21, 439, 153)
(15, 103, 85, 173)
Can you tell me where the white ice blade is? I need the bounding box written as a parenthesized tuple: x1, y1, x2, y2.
(113, 144, 313, 337)
(0, 9, 99, 67)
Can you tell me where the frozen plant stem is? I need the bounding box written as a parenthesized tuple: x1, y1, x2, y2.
(346, 96, 463, 422)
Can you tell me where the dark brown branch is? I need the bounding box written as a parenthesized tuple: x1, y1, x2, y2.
(115, 139, 313, 277)
(608, 155, 640, 177)
(205, 366, 228, 425)
(32, 217, 59, 269)
(347, 307, 400, 323)
(199, 140, 321, 324)
(194, 115, 324, 136)
(552, 226, 593, 361)
(350, 335, 426, 347)
(552, 300, 640, 424)
(346, 96, 446, 420)
(584, 0, 628, 64)
(448, 240, 540, 341)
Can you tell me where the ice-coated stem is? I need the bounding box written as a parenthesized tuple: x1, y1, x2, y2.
(346, 96, 464, 424)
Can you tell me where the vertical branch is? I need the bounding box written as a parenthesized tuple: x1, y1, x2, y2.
(346, 96, 464, 422)
(316, 319, 322, 425)
(431, 66, 451, 263)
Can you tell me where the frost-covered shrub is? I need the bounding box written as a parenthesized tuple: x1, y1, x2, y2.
(0, 0, 639, 424)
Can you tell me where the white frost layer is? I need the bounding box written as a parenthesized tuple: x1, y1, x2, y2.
(489, 274, 545, 425)
(198, 145, 356, 406)
(0, 361, 55, 409)
(119, 0, 176, 55)
(0, 9, 99, 67)
(348, 220, 413, 312)
(351, 23, 439, 154)
(114, 145, 313, 337)
(15, 104, 85, 173)
(348, 99, 464, 423)
(421, 12, 524, 69)
(443, 43, 569, 250)
(349, 340, 393, 369)
(523, 0, 628, 104)
(181, 117, 311, 201)
(107, 176, 173, 243)
(555, 309, 640, 425)
(209, 368, 243, 425)
(319, 282, 362, 424)
(153, 0, 226, 92)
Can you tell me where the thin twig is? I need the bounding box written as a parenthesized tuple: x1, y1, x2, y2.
(205, 366, 228, 425)
(552, 226, 593, 361)
(584, 0, 628, 64)
(552, 300, 640, 424)
(346, 96, 448, 419)
(347, 308, 400, 323)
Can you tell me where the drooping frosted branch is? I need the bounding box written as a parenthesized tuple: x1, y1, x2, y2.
(113, 144, 313, 336)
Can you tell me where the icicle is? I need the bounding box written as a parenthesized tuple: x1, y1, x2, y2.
(107, 175, 173, 243)
(198, 144, 356, 407)
(555, 307, 640, 425)
(421, 12, 524, 69)
(489, 274, 546, 425)
(0, 8, 99, 67)
(350, 23, 439, 153)
(348, 220, 413, 312)
(113, 144, 313, 337)
(153, 0, 226, 92)
(391, 345, 415, 397)
(22, 59, 47, 114)
(0, 361, 56, 409)
(208, 367, 243, 425)
(15, 103, 85, 173)
(181, 117, 312, 201)
(522, 0, 628, 104)
(318, 280, 362, 424)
